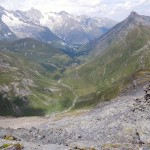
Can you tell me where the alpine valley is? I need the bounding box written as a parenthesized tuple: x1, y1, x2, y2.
(0, 4, 150, 150)
(0, 6, 117, 116)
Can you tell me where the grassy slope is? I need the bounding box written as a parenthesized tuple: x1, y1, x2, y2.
(0, 39, 76, 116)
(63, 25, 150, 108)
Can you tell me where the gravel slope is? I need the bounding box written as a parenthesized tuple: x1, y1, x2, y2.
(0, 83, 150, 150)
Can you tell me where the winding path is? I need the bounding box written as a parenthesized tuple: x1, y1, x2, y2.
(58, 78, 79, 113)
(0, 79, 79, 129)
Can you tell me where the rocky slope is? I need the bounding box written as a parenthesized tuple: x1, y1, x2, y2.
(0, 82, 150, 149)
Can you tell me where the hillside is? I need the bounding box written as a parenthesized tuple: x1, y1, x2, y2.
(63, 12, 150, 108)
(0, 38, 78, 116)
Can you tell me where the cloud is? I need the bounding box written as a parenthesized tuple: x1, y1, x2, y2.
(97, 0, 150, 20)
(0, 0, 150, 21)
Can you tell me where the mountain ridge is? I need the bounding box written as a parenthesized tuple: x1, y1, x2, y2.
(81, 11, 150, 56)
(0, 6, 117, 45)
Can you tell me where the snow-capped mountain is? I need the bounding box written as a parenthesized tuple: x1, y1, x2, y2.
(14, 8, 116, 45)
(0, 6, 16, 39)
(39, 10, 117, 44)
(39, 11, 91, 44)
(15, 8, 43, 25)
(76, 15, 116, 41)
(0, 7, 61, 43)
(0, 6, 116, 45)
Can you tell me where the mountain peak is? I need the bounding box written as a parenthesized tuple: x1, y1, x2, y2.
(0, 6, 5, 10)
(25, 7, 43, 21)
(128, 11, 140, 19)
(0, 6, 6, 16)
(130, 11, 138, 15)
(126, 11, 150, 25)
(58, 11, 69, 15)
(27, 7, 41, 13)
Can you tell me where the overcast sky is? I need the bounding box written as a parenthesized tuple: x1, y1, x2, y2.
(0, 0, 150, 21)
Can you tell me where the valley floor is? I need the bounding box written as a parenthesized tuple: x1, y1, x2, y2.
(0, 83, 150, 150)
